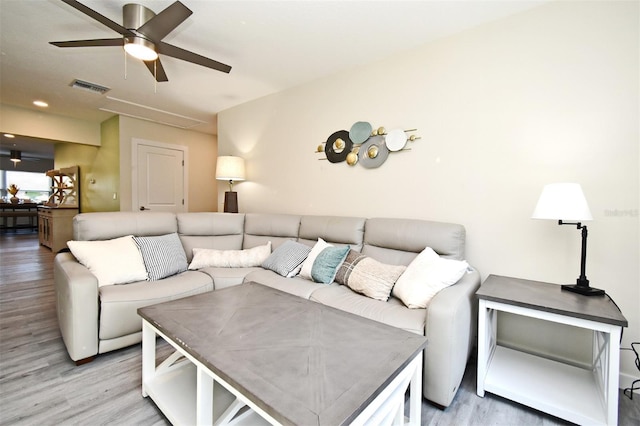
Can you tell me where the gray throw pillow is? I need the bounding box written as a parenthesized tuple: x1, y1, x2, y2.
(261, 240, 312, 277)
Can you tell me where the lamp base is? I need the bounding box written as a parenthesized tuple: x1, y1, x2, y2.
(561, 284, 605, 296)
(223, 191, 238, 213)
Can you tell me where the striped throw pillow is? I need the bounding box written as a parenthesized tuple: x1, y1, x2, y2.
(261, 240, 312, 277)
(133, 233, 187, 281)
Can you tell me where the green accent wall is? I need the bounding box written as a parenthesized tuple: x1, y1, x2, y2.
(54, 116, 120, 212)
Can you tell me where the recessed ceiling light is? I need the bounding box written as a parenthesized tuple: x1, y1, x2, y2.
(4, 134, 15, 138)
(33, 100, 48, 107)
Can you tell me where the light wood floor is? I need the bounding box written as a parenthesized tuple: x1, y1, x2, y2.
(1, 232, 638, 425)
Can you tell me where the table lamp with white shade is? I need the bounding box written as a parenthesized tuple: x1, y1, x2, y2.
(532, 182, 604, 296)
(216, 156, 245, 213)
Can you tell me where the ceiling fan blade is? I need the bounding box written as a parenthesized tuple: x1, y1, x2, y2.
(158, 42, 232, 74)
(60, 0, 134, 37)
(136, 1, 192, 42)
(50, 38, 124, 48)
(143, 59, 169, 82)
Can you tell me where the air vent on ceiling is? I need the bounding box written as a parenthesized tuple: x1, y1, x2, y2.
(70, 79, 110, 95)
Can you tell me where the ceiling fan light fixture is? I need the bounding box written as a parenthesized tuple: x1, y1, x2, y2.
(124, 37, 158, 61)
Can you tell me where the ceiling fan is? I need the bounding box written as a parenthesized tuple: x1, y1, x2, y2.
(50, 0, 232, 82)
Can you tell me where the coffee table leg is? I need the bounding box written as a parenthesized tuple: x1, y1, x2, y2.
(408, 352, 423, 426)
(196, 368, 213, 425)
(141, 321, 156, 398)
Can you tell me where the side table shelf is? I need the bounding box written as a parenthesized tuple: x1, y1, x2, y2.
(476, 275, 627, 426)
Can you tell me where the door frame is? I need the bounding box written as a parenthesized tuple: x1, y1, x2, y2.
(131, 138, 189, 212)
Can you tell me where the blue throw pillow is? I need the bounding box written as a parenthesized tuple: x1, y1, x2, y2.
(311, 246, 350, 284)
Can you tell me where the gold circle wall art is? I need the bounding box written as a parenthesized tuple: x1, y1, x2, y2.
(316, 121, 420, 169)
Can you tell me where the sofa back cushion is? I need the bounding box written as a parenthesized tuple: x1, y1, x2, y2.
(177, 213, 245, 262)
(73, 212, 177, 241)
(298, 215, 366, 251)
(362, 218, 466, 265)
(243, 213, 301, 249)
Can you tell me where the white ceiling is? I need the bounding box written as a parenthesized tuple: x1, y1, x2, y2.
(0, 0, 547, 147)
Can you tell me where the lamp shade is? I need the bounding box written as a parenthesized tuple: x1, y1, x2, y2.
(216, 156, 246, 182)
(532, 183, 593, 221)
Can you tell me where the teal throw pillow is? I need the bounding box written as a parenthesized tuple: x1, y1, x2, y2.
(311, 245, 350, 284)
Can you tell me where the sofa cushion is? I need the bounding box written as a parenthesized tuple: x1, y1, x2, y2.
(67, 235, 147, 287)
(362, 218, 466, 262)
(133, 233, 188, 281)
(261, 240, 312, 277)
(335, 250, 406, 301)
(244, 270, 335, 300)
(98, 270, 213, 340)
(198, 267, 263, 290)
(177, 213, 245, 262)
(243, 213, 301, 249)
(311, 245, 350, 284)
(392, 247, 469, 309)
(297, 215, 366, 251)
(309, 285, 426, 335)
(74, 212, 177, 241)
(188, 242, 271, 269)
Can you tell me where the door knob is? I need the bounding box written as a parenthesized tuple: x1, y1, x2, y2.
(139, 206, 150, 211)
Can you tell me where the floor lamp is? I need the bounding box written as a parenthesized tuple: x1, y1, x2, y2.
(532, 182, 604, 296)
(216, 156, 245, 213)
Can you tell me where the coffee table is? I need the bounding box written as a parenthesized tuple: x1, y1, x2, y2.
(138, 282, 427, 425)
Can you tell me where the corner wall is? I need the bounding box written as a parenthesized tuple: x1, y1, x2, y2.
(218, 1, 639, 381)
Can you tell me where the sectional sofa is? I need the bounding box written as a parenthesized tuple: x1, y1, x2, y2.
(53, 211, 481, 408)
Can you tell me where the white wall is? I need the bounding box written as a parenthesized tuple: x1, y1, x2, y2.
(218, 1, 639, 382)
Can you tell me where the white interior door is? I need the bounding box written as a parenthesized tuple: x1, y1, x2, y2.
(135, 142, 186, 213)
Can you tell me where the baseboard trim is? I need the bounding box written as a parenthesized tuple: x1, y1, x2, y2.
(619, 372, 639, 395)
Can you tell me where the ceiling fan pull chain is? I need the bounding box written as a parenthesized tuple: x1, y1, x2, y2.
(124, 48, 127, 80)
(154, 61, 157, 93)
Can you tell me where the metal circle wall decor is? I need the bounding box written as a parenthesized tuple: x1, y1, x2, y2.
(324, 130, 353, 163)
(316, 122, 420, 168)
(359, 136, 389, 169)
(349, 121, 373, 144)
(385, 128, 407, 151)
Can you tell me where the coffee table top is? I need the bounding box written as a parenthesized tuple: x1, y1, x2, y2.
(139, 282, 427, 426)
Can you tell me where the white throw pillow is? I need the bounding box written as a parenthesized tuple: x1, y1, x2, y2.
(67, 235, 148, 287)
(298, 238, 332, 280)
(392, 247, 469, 309)
(188, 242, 272, 269)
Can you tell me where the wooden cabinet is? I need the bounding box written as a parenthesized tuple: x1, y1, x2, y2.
(38, 207, 78, 253)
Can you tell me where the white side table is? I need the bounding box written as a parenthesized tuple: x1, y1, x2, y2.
(476, 275, 627, 426)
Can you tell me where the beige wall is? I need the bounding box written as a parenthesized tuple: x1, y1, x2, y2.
(0, 104, 100, 146)
(118, 116, 218, 212)
(218, 1, 639, 382)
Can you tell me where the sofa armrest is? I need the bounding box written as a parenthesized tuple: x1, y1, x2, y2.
(423, 268, 481, 407)
(53, 252, 99, 362)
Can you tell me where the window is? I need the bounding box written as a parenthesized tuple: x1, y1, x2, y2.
(1, 170, 51, 203)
